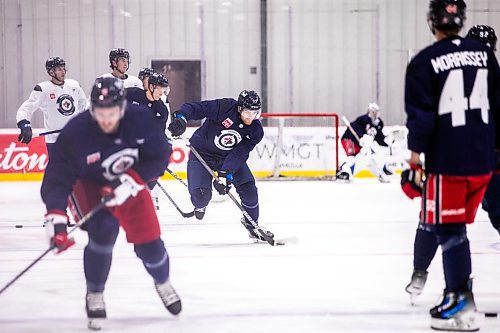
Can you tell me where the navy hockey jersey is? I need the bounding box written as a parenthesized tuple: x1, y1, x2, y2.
(341, 114, 388, 147)
(41, 105, 169, 212)
(177, 98, 264, 172)
(405, 36, 499, 175)
(126, 87, 169, 132)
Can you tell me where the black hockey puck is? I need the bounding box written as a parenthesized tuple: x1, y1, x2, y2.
(15, 225, 23, 228)
(484, 312, 498, 318)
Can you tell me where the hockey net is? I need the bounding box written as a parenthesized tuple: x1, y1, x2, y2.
(249, 113, 339, 180)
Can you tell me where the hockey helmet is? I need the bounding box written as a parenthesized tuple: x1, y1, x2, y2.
(466, 25, 497, 51)
(238, 90, 261, 111)
(45, 57, 66, 72)
(90, 77, 126, 114)
(148, 73, 170, 96)
(148, 73, 169, 87)
(109, 48, 130, 65)
(367, 102, 380, 113)
(427, 0, 466, 32)
(138, 67, 154, 80)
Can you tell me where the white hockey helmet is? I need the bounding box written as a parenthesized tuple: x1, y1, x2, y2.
(367, 102, 380, 113)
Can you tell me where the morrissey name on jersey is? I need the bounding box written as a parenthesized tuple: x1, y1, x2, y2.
(431, 51, 488, 74)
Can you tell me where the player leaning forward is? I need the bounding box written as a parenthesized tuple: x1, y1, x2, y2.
(168, 90, 274, 242)
(401, 0, 500, 331)
(41, 77, 181, 329)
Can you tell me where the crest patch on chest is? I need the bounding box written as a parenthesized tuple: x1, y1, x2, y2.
(86, 152, 101, 165)
(222, 118, 234, 128)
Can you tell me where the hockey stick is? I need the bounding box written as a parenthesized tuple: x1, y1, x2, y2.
(155, 181, 195, 218)
(178, 136, 285, 246)
(165, 167, 188, 187)
(34, 129, 61, 137)
(0, 201, 107, 295)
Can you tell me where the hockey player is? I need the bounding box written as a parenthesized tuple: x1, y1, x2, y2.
(337, 102, 392, 183)
(40, 77, 181, 330)
(404, 23, 500, 308)
(401, 1, 500, 331)
(466, 25, 500, 236)
(16, 57, 87, 157)
(126, 72, 172, 210)
(167, 90, 274, 242)
(100, 48, 142, 88)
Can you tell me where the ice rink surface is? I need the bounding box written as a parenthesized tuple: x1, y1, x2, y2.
(0, 178, 499, 332)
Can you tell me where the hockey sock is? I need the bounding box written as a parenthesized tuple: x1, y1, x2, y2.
(85, 214, 119, 292)
(436, 224, 471, 292)
(236, 182, 259, 223)
(84, 239, 114, 292)
(134, 238, 170, 284)
(190, 187, 211, 209)
(413, 224, 438, 271)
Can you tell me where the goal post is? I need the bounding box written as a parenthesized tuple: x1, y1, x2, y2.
(249, 113, 340, 180)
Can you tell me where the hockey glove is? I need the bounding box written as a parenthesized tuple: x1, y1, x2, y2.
(213, 170, 233, 195)
(401, 163, 424, 199)
(168, 113, 187, 137)
(45, 210, 75, 254)
(17, 119, 33, 144)
(101, 170, 146, 207)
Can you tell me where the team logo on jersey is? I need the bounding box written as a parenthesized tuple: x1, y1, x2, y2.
(101, 148, 139, 181)
(50, 93, 56, 99)
(222, 118, 234, 128)
(86, 152, 101, 165)
(56, 94, 76, 116)
(214, 129, 242, 151)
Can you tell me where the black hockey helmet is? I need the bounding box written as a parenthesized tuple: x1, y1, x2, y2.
(45, 57, 66, 72)
(90, 77, 126, 112)
(427, 0, 466, 32)
(138, 67, 154, 80)
(148, 73, 169, 87)
(466, 25, 497, 51)
(109, 48, 130, 66)
(237, 90, 261, 111)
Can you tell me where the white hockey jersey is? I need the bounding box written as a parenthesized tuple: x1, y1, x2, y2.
(100, 73, 143, 89)
(16, 79, 87, 143)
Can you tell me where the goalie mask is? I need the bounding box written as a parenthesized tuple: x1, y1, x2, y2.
(367, 102, 380, 125)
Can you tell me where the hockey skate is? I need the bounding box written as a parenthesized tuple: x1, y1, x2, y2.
(405, 269, 428, 305)
(194, 207, 206, 220)
(86, 291, 106, 331)
(378, 174, 390, 183)
(240, 218, 274, 243)
(336, 171, 351, 182)
(382, 164, 394, 176)
(430, 291, 479, 332)
(155, 280, 182, 315)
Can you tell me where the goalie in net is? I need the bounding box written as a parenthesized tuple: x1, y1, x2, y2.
(337, 102, 394, 183)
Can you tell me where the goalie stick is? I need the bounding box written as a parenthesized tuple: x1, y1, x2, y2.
(0, 200, 107, 295)
(342, 116, 362, 143)
(155, 181, 195, 218)
(177, 136, 295, 246)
